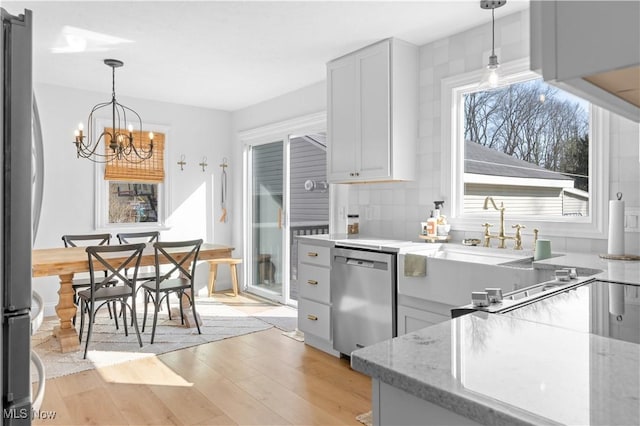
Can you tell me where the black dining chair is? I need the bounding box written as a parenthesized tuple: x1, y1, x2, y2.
(141, 239, 203, 344)
(116, 231, 171, 324)
(116, 231, 161, 283)
(61, 233, 117, 324)
(78, 243, 146, 359)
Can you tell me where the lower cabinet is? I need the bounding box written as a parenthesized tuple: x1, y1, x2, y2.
(372, 379, 482, 426)
(397, 295, 453, 336)
(397, 305, 450, 335)
(297, 240, 339, 357)
(298, 298, 330, 340)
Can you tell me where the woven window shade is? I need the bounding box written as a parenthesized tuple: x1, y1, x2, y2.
(104, 129, 165, 183)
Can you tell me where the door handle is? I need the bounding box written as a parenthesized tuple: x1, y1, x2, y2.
(307, 314, 318, 321)
(307, 279, 318, 285)
(277, 207, 282, 229)
(307, 252, 318, 257)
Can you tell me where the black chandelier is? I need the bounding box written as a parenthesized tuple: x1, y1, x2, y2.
(73, 59, 153, 163)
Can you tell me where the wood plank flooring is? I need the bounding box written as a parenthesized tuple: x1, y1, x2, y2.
(33, 293, 371, 425)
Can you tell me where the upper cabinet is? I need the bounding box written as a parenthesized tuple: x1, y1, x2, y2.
(530, 1, 640, 122)
(327, 38, 418, 183)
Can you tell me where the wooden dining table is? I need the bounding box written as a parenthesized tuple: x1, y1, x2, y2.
(32, 243, 234, 353)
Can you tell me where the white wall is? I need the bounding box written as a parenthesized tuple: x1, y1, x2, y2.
(33, 83, 233, 315)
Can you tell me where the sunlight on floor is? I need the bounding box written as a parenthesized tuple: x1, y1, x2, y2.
(96, 354, 193, 387)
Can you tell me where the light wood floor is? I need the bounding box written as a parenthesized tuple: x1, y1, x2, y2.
(34, 293, 371, 425)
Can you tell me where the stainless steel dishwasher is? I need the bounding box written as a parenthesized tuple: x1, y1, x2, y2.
(331, 247, 397, 356)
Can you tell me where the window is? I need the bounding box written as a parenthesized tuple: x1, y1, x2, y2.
(95, 122, 169, 230)
(441, 59, 609, 238)
(108, 182, 158, 223)
(463, 78, 590, 217)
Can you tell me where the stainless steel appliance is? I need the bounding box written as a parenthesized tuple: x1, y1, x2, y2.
(452, 277, 640, 345)
(331, 246, 397, 356)
(1, 7, 35, 425)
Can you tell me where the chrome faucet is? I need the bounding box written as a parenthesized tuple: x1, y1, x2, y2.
(482, 197, 524, 249)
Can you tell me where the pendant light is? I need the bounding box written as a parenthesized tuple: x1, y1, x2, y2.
(480, 0, 506, 89)
(73, 59, 154, 163)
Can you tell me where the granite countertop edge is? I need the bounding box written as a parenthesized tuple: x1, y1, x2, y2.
(351, 355, 559, 426)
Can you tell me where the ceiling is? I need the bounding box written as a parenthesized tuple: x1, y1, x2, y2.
(4, 1, 529, 111)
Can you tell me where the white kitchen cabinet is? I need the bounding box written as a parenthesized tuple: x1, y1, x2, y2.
(397, 303, 450, 335)
(530, 1, 640, 122)
(297, 240, 339, 356)
(372, 380, 482, 426)
(327, 38, 418, 183)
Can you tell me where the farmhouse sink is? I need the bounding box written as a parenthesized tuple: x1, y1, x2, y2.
(429, 245, 529, 265)
(399, 244, 555, 307)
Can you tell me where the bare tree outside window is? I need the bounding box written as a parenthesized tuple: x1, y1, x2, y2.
(108, 182, 159, 223)
(463, 78, 590, 216)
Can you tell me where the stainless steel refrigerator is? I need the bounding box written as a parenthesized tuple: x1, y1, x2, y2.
(1, 7, 34, 426)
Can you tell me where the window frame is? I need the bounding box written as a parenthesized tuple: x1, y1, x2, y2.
(94, 119, 170, 231)
(440, 58, 609, 239)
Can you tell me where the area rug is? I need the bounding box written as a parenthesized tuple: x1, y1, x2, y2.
(32, 298, 273, 380)
(252, 304, 298, 332)
(356, 410, 373, 426)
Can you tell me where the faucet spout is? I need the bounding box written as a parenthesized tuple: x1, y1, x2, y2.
(483, 196, 500, 211)
(482, 196, 508, 248)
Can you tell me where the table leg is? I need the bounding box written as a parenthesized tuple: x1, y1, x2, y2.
(53, 273, 80, 353)
(170, 289, 202, 328)
(207, 262, 218, 297)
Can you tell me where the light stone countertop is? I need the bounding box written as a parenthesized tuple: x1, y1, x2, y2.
(351, 310, 640, 426)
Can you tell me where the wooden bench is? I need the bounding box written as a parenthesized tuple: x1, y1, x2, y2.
(207, 258, 242, 297)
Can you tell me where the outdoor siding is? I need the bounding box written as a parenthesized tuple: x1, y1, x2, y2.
(290, 138, 329, 224)
(563, 192, 589, 216)
(465, 184, 564, 216)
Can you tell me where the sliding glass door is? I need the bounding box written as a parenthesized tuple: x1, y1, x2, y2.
(247, 140, 286, 302)
(243, 114, 328, 306)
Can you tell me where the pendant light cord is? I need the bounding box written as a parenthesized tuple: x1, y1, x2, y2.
(491, 7, 495, 56)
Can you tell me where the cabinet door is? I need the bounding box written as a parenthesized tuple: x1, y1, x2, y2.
(397, 305, 449, 335)
(357, 41, 391, 180)
(298, 263, 330, 304)
(298, 298, 331, 341)
(327, 55, 357, 181)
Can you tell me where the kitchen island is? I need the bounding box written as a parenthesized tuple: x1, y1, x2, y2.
(352, 255, 640, 425)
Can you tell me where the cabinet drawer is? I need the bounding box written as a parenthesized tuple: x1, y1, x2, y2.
(299, 243, 330, 266)
(298, 298, 330, 341)
(299, 264, 330, 304)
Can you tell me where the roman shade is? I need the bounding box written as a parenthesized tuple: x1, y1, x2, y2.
(104, 129, 165, 183)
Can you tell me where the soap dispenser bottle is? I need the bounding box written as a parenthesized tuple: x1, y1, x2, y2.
(433, 201, 444, 223)
(426, 211, 437, 237)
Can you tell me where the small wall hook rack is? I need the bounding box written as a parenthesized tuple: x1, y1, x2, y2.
(199, 156, 208, 172)
(177, 154, 186, 171)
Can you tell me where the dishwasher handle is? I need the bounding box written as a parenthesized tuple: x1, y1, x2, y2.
(334, 255, 378, 269)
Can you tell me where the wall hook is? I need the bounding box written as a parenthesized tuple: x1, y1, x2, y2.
(199, 156, 208, 172)
(177, 154, 186, 171)
(220, 157, 228, 170)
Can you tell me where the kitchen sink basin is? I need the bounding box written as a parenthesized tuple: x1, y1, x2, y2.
(429, 246, 528, 265)
(399, 244, 555, 307)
